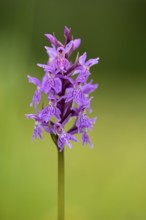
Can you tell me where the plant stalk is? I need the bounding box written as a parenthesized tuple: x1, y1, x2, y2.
(58, 149, 64, 220)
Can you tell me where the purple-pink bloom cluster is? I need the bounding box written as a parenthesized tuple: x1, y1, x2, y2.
(26, 27, 99, 151)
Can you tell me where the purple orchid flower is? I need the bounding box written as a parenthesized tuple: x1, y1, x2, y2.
(82, 131, 93, 148)
(64, 79, 98, 106)
(54, 46, 71, 72)
(45, 44, 71, 72)
(75, 52, 99, 82)
(44, 36, 80, 72)
(25, 113, 49, 139)
(53, 123, 77, 151)
(64, 26, 81, 51)
(37, 65, 62, 94)
(27, 75, 42, 107)
(39, 97, 61, 122)
(76, 108, 97, 133)
(26, 27, 99, 150)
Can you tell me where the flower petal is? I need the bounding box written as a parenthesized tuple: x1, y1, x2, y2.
(73, 39, 81, 50)
(27, 75, 41, 87)
(82, 132, 93, 148)
(86, 57, 99, 67)
(82, 82, 98, 94)
(79, 52, 87, 65)
(45, 34, 63, 47)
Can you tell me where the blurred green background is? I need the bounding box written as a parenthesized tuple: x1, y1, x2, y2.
(0, 0, 146, 219)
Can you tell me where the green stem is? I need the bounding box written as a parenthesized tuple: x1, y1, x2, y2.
(58, 149, 64, 220)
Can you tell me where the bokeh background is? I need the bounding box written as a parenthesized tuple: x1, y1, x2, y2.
(0, 0, 146, 219)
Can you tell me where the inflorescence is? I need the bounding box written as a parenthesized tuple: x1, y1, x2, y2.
(26, 26, 99, 151)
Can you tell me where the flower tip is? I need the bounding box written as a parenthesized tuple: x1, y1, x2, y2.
(37, 63, 42, 67)
(90, 144, 94, 149)
(95, 83, 99, 89)
(68, 143, 72, 149)
(64, 26, 72, 43)
(25, 113, 31, 119)
(30, 102, 33, 107)
(82, 132, 93, 148)
(45, 34, 53, 40)
(64, 26, 71, 33)
(45, 34, 55, 44)
(25, 114, 28, 118)
(45, 34, 63, 47)
(96, 57, 100, 63)
(73, 38, 81, 49)
(32, 135, 36, 140)
(27, 75, 32, 83)
(94, 116, 97, 122)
